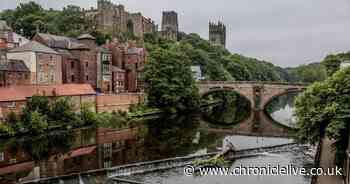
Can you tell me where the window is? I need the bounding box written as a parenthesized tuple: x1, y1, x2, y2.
(86, 75, 89, 81)
(0, 152, 4, 162)
(50, 75, 54, 82)
(50, 55, 53, 61)
(71, 75, 75, 82)
(71, 61, 75, 69)
(85, 62, 89, 68)
(7, 102, 16, 108)
(25, 73, 29, 80)
(9, 158, 16, 164)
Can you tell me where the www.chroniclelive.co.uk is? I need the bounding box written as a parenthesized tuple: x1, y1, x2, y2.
(183, 164, 343, 176)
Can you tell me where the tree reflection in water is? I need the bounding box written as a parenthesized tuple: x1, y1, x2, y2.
(202, 91, 251, 125)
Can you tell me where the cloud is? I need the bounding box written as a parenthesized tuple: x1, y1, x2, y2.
(2, 0, 350, 67)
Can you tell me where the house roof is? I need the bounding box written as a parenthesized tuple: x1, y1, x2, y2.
(8, 41, 59, 54)
(36, 33, 89, 50)
(77, 33, 96, 40)
(0, 20, 11, 31)
(0, 84, 96, 102)
(112, 66, 125, 73)
(0, 59, 29, 72)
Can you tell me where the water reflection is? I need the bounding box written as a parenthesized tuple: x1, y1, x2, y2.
(266, 93, 299, 128)
(202, 91, 251, 125)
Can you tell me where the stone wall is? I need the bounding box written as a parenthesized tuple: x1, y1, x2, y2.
(96, 93, 144, 112)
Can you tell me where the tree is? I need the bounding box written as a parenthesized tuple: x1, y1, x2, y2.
(144, 47, 200, 112)
(29, 111, 48, 134)
(49, 97, 79, 126)
(295, 67, 350, 165)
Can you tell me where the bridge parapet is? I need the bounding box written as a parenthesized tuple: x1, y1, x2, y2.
(198, 81, 307, 110)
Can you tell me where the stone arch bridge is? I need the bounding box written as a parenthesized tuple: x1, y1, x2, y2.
(198, 81, 308, 111)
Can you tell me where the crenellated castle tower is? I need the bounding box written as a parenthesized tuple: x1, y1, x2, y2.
(85, 0, 157, 40)
(209, 21, 226, 47)
(161, 11, 179, 41)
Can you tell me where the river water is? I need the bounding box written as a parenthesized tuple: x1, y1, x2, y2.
(0, 93, 314, 184)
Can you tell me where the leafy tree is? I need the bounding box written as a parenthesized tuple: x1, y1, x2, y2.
(286, 63, 327, 83)
(49, 97, 80, 126)
(29, 111, 48, 134)
(321, 54, 346, 76)
(295, 67, 350, 165)
(144, 47, 200, 112)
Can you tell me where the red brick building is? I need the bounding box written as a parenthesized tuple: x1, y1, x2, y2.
(0, 59, 30, 87)
(0, 84, 96, 120)
(104, 40, 146, 93)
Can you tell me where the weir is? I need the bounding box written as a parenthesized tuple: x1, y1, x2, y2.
(20, 143, 304, 184)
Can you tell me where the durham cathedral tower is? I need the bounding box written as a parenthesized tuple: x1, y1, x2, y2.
(209, 21, 226, 48)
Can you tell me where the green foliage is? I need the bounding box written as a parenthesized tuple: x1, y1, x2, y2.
(0, 2, 92, 38)
(286, 63, 327, 83)
(321, 52, 350, 76)
(29, 111, 48, 134)
(295, 67, 350, 165)
(144, 47, 200, 112)
(144, 33, 288, 82)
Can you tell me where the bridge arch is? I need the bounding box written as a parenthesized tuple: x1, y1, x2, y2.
(200, 86, 255, 110)
(260, 88, 304, 110)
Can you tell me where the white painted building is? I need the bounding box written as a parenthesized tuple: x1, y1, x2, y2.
(341, 60, 350, 69)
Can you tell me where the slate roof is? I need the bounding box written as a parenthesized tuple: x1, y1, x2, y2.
(77, 34, 96, 40)
(37, 33, 89, 50)
(0, 84, 96, 102)
(9, 41, 59, 54)
(0, 59, 29, 72)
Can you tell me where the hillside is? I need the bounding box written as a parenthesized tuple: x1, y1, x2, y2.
(145, 33, 289, 82)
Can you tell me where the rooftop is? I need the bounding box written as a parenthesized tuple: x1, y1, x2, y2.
(0, 84, 96, 102)
(36, 33, 89, 50)
(0, 59, 29, 72)
(9, 41, 59, 54)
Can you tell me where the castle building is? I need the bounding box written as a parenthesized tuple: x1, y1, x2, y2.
(161, 11, 179, 41)
(0, 20, 29, 58)
(209, 21, 226, 47)
(84, 0, 157, 40)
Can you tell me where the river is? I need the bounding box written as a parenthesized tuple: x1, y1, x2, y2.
(0, 93, 315, 184)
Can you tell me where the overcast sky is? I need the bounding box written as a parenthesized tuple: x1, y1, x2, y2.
(2, 0, 350, 67)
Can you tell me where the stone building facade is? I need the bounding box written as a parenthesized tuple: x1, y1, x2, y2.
(7, 41, 63, 85)
(0, 59, 30, 87)
(161, 11, 179, 41)
(32, 33, 102, 90)
(209, 21, 226, 47)
(84, 0, 157, 39)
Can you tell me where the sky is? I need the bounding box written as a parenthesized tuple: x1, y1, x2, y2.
(1, 0, 350, 67)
